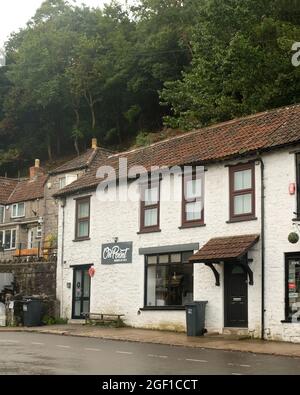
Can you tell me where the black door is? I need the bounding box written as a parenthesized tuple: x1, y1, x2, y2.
(72, 267, 91, 319)
(224, 263, 248, 327)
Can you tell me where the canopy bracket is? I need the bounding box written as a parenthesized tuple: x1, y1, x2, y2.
(204, 263, 220, 286)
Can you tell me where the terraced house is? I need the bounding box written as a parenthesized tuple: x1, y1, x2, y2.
(53, 104, 300, 343)
(0, 161, 47, 261)
(0, 139, 112, 263)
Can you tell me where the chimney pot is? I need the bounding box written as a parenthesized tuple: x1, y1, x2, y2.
(35, 159, 40, 168)
(92, 138, 98, 149)
(30, 159, 43, 179)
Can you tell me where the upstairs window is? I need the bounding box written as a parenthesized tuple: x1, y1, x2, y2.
(75, 197, 90, 240)
(0, 205, 4, 223)
(12, 202, 25, 218)
(140, 181, 160, 233)
(182, 172, 204, 227)
(229, 163, 255, 222)
(59, 177, 66, 189)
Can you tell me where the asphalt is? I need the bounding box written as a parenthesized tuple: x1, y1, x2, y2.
(1, 324, 300, 358)
(0, 332, 300, 375)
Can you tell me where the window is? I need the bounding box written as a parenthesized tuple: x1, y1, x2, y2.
(75, 197, 90, 240)
(0, 229, 16, 250)
(296, 154, 300, 217)
(182, 172, 204, 227)
(0, 205, 4, 223)
(36, 225, 42, 239)
(140, 182, 160, 233)
(285, 254, 300, 323)
(59, 177, 66, 189)
(12, 202, 25, 218)
(145, 251, 194, 308)
(229, 163, 255, 221)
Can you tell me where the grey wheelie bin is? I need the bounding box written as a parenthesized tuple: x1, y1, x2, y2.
(22, 298, 43, 327)
(185, 301, 207, 336)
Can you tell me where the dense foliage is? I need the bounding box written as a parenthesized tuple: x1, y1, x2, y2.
(0, 0, 300, 174)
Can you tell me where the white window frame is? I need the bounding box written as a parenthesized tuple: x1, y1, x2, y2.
(0, 205, 4, 223)
(0, 229, 17, 250)
(11, 202, 25, 218)
(36, 225, 42, 239)
(59, 176, 66, 189)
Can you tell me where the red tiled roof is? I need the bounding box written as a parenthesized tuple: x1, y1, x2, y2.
(7, 174, 48, 204)
(189, 234, 260, 263)
(50, 147, 114, 175)
(55, 104, 300, 197)
(0, 177, 19, 204)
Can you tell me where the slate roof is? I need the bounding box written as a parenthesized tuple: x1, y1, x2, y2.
(55, 104, 300, 197)
(189, 234, 260, 263)
(50, 147, 114, 175)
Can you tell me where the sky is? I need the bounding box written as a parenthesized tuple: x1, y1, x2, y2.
(0, 0, 130, 47)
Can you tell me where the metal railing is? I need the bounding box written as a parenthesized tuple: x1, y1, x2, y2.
(0, 241, 58, 260)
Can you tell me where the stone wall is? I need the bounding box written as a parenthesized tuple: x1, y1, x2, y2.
(0, 259, 56, 298)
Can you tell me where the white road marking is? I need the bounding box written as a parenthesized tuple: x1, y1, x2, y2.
(231, 373, 243, 375)
(228, 363, 234, 366)
(0, 340, 20, 343)
(31, 342, 44, 346)
(56, 345, 71, 349)
(116, 351, 133, 355)
(147, 354, 168, 359)
(240, 364, 251, 368)
(186, 358, 208, 363)
(84, 348, 102, 352)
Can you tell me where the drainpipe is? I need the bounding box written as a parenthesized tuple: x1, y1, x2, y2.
(257, 157, 265, 339)
(60, 198, 66, 318)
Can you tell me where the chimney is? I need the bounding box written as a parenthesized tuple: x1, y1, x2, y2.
(30, 159, 43, 179)
(92, 138, 98, 149)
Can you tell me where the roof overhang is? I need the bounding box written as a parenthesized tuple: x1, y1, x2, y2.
(189, 234, 260, 264)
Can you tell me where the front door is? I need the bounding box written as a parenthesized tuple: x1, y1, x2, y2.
(224, 263, 248, 327)
(72, 267, 91, 319)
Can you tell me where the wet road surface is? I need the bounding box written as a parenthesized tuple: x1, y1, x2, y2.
(0, 332, 299, 375)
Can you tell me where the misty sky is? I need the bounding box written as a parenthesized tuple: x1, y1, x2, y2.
(0, 0, 132, 47)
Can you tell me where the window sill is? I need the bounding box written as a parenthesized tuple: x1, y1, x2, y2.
(141, 306, 186, 311)
(137, 229, 161, 235)
(281, 319, 300, 324)
(226, 217, 257, 224)
(179, 223, 206, 229)
(73, 237, 90, 242)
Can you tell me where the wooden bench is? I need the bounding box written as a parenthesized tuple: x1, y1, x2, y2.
(83, 313, 125, 327)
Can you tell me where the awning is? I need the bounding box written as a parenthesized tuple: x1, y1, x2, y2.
(189, 234, 260, 264)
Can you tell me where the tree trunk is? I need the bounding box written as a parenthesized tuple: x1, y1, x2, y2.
(47, 135, 52, 161)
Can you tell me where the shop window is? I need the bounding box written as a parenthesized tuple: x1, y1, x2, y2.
(145, 251, 194, 308)
(286, 254, 300, 322)
(229, 162, 255, 222)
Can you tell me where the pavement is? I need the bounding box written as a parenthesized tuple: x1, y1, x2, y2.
(1, 331, 300, 375)
(1, 324, 300, 358)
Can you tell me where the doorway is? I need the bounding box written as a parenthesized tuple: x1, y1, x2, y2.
(224, 263, 248, 327)
(72, 266, 91, 319)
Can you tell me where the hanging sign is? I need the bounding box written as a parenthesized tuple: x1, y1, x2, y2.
(88, 267, 96, 278)
(101, 242, 133, 265)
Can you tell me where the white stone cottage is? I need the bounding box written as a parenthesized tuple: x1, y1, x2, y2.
(55, 104, 300, 343)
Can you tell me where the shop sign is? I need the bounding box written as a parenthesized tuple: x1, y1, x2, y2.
(102, 242, 133, 264)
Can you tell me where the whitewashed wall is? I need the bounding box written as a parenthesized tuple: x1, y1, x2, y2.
(57, 146, 300, 342)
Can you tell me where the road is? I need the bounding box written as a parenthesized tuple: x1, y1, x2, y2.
(0, 332, 299, 375)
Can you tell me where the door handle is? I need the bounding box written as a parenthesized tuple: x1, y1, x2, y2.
(232, 297, 242, 302)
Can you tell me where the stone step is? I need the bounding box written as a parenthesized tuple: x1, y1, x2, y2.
(68, 319, 85, 325)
